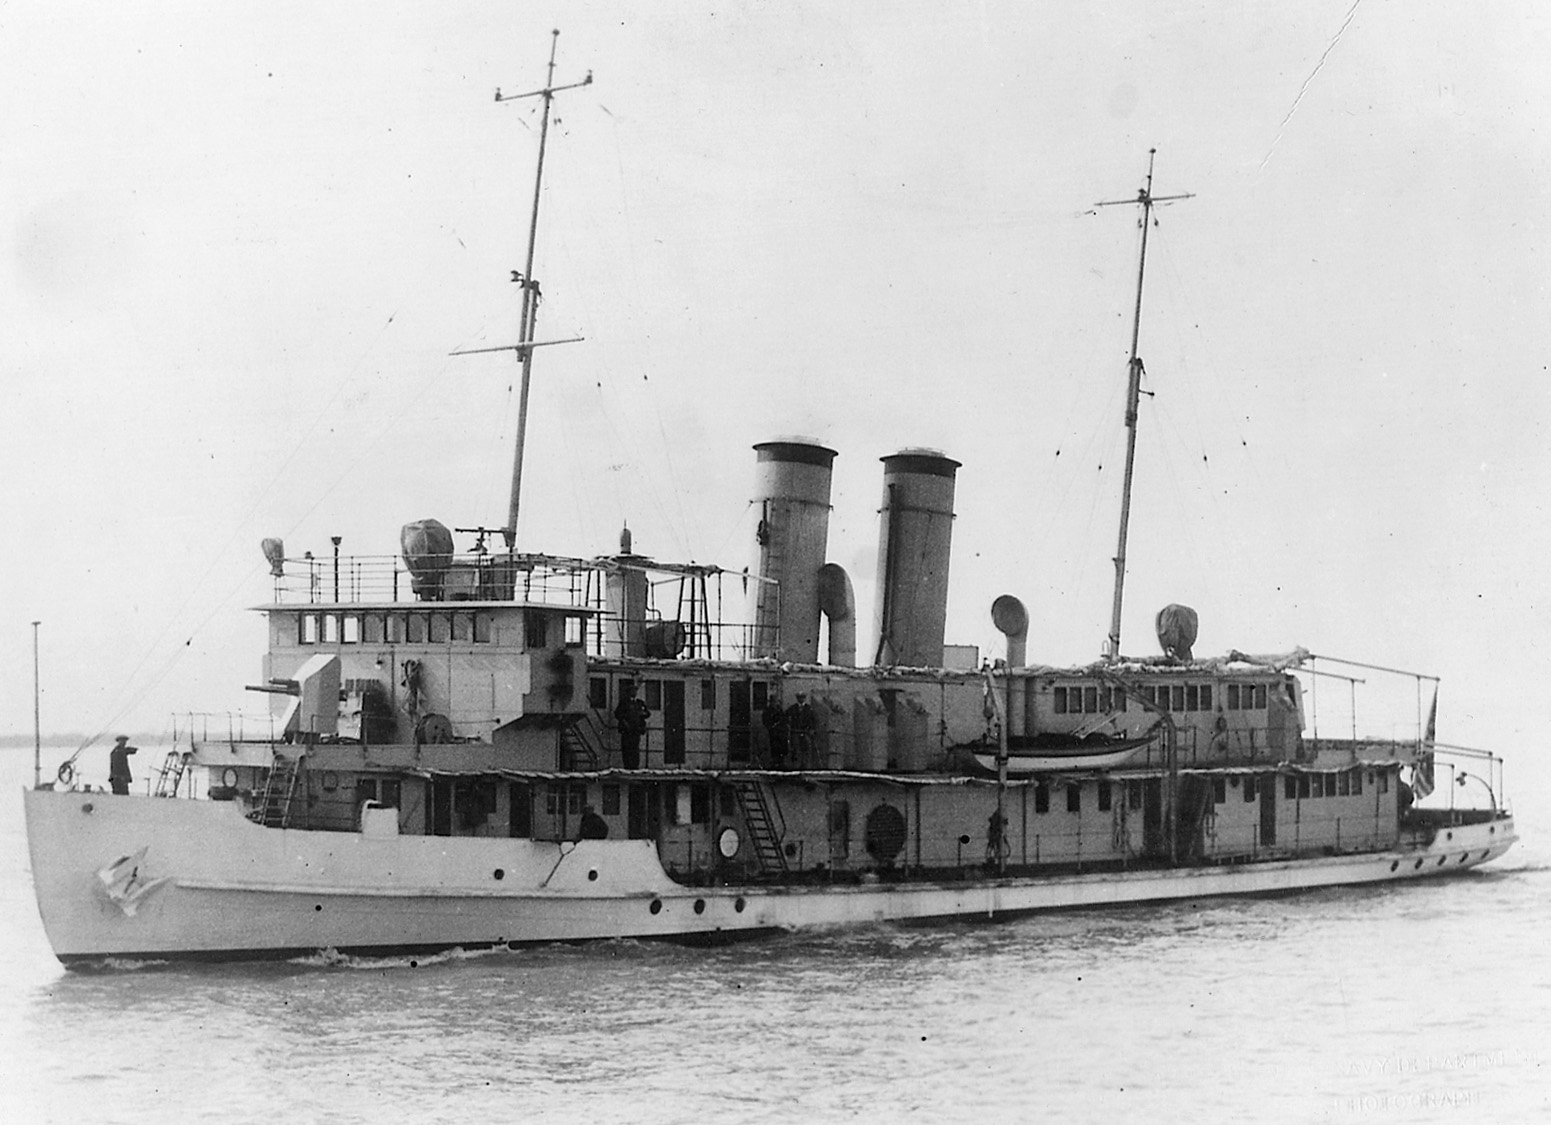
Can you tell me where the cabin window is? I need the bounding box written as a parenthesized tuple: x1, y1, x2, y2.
(565, 615, 584, 647)
(602, 783, 621, 817)
(1098, 780, 1112, 812)
(407, 614, 427, 643)
(323, 614, 340, 643)
(1035, 782, 1050, 814)
(430, 613, 451, 644)
(1127, 781, 1144, 810)
(1378, 772, 1389, 794)
(644, 680, 663, 710)
(701, 679, 715, 711)
(1244, 776, 1257, 802)
(1199, 685, 1212, 710)
(1338, 772, 1351, 797)
(1351, 770, 1362, 796)
(1228, 684, 1239, 709)
(1053, 687, 1068, 714)
(1066, 784, 1081, 813)
(473, 612, 492, 643)
(525, 611, 548, 649)
(342, 615, 360, 644)
(509, 783, 532, 837)
(362, 614, 383, 644)
(1102, 687, 1127, 713)
(1155, 687, 1171, 712)
(589, 677, 608, 708)
(451, 612, 472, 642)
(1083, 686, 1098, 713)
(752, 681, 769, 710)
(1298, 775, 1311, 799)
(1312, 775, 1324, 799)
(380, 779, 401, 808)
(300, 614, 319, 645)
(1285, 776, 1297, 800)
(1213, 778, 1227, 804)
(1171, 685, 1186, 711)
(1254, 685, 1267, 709)
(1186, 685, 1200, 711)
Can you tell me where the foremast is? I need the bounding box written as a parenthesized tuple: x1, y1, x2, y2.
(453, 31, 592, 550)
(1095, 150, 1192, 661)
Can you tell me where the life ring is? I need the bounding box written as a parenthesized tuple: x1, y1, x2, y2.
(56, 761, 75, 785)
(717, 826, 741, 859)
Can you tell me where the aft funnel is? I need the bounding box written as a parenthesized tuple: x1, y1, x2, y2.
(871, 449, 960, 668)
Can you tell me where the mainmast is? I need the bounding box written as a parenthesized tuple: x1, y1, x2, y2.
(1094, 150, 1192, 661)
(488, 30, 591, 550)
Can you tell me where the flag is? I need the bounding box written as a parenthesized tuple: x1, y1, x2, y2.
(1413, 687, 1438, 799)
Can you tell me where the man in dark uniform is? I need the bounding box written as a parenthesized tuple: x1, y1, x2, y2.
(109, 735, 138, 795)
(614, 683, 650, 769)
(578, 804, 609, 839)
(786, 692, 817, 770)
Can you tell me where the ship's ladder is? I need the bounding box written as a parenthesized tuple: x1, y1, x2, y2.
(249, 751, 305, 828)
(153, 749, 192, 797)
(732, 778, 788, 876)
(560, 715, 601, 771)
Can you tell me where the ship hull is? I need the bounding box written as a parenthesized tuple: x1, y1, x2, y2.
(24, 788, 1517, 965)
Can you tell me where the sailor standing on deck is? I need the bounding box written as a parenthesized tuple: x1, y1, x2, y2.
(615, 684, 650, 769)
(109, 736, 138, 795)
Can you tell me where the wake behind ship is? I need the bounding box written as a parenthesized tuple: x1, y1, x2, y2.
(22, 36, 1515, 966)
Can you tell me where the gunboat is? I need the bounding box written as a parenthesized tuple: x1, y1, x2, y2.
(23, 37, 1516, 966)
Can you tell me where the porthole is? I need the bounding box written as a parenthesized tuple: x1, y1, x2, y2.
(222, 767, 239, 788)
(1437, 857, 1446, 867)
(314, 904, 322, 912)
(649, 899, 662, 915)
(321, 771, 339, 792)
(1389, 861, 1399, 872)
(1480, 850, 1489, 860)
(734, 897, 746, 913)
(1414, 859, 1423, 870)
(1459, 854, 1468, 864)
(81, 803, 94, 815)
(493, 869, 505, 881)
(588, 869, 599, 882)
(694, 899, 706, 915)
(1445, 831, 1453, 841)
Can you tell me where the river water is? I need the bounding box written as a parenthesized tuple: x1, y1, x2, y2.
(3, 745, 1547, 1124)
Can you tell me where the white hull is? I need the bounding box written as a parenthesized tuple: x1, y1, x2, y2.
(24, 788, 1517, 964)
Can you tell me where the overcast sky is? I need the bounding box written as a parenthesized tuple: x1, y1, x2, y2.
(4, 3, 1549, 792)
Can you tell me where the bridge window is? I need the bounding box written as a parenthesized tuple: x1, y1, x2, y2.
(1285, 776, 1297, 800)
(1244, 776, 1257, 802)
(473, 612, 492, 643)
(322, 614, 340, 644)
(451, 612, 471, 642)
(565, 615, 584, 647)
(300, 614, 319, 645)
(407, 614, 427, 644)
(1338, 772, 1351, 797)
(1066, 784, 1081, 813)
(362, 614, 383, 644)
(701, 679, 715, 710)
(524, 611, 548, 649)
(386, 614, 406, 643)
(1035, 782, 1049, 814)
(1098, 780, 1112, 811)
(429, 613, 450, 644)
(342, 615, 360, 644)
(1298, 775, 1311, 799)
(1351, 770, 1362, 796)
